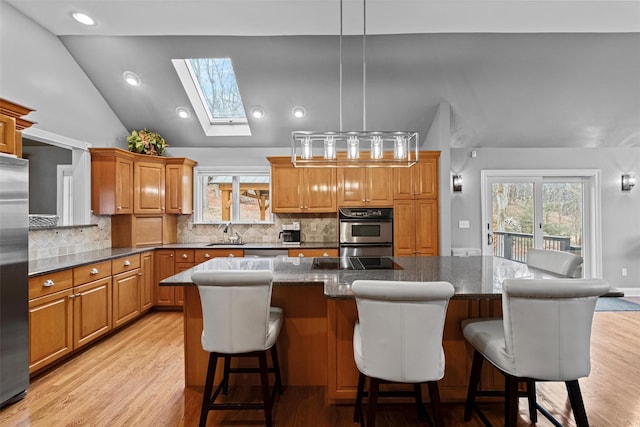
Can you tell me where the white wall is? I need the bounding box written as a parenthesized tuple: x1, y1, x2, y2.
(451, 147, 640, 291)
(0, 3, 126, 147)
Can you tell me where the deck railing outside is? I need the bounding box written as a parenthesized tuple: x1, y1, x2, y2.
(493, 231, 577, 263)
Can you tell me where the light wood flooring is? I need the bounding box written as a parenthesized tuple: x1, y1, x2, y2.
(2, 303, 639, 427)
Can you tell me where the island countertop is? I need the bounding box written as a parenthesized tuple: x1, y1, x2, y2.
(160, 255, 557, 300)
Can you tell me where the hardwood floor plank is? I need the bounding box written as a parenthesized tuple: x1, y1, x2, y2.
(1, 309, 638, 426)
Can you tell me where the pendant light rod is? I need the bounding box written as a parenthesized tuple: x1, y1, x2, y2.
(339, 0, 343, 132)
(363, 0, 367, 131)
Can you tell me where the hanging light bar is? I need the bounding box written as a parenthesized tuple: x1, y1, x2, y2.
(291, 0, 419, 168)
(291, 131, 418, 167)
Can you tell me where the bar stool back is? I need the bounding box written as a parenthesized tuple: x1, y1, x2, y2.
(351, 280, 455, 427)
(526, 248, 583, 277)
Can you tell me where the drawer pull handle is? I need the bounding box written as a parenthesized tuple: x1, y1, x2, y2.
(90, 268, 99, 275)
(298, 253, 304, 257)
(124, 260, 131, 266)
(323, 253, 329, 257)
(228, 254, 235, 258)
(43, 279, 55, 287)
(204, 253, 211, 258)
(181, 254, 188, 259)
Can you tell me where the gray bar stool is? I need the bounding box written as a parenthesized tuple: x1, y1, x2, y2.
(462, 278, 609, 427)
(351, 279, 455, 427)
(191, 270, 283, 427)
(526, 248, 583, 277)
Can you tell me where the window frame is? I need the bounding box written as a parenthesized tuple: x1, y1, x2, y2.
(193, 166, 273, 225)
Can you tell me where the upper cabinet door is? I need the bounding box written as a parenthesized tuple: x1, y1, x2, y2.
(134, 159, 165, 214)
(366, 168, 393, 206)
(414, 157, 438, 199)
(271, 164, 303, 213)
(165, 158, 196, 215)
(90, 148, 135, 215)
(303, 168, 337, 212)
(0, 114, 16, 155)
(337, 168, 367, 206)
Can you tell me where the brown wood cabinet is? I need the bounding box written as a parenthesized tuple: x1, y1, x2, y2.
(90, 148, 135, 215)
(393, 152, 440, 256)
(0, 98, 35, 157)
(28, 261, 113, 374)
(288, 248, 339, 258)
(112, 254, 142, 328)
(269, 157, 337, 213)
(337, 167, 393, 207)
(155, 250, 177, 306)
(165, 158, 196, 214)
(140, 251, 155, 312)
(134, 157, 165, 215)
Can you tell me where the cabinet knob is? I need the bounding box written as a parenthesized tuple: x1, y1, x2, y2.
(43, 279, 55, 287)
(228, 254, 235, 258)
(90, 268, 99, 275)
(161, 207, 165, 211)
(124, 260, 131, 266)
(323, 252, 329, 257)
(138, 273, 143, 276)
(204, 253, 211, 258)
(117, 206, 122, 210)
(181, 253, 188, 259)
(298, 253, 305, 257)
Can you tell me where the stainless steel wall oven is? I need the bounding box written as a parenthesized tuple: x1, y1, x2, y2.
(339, 207, 393, 257)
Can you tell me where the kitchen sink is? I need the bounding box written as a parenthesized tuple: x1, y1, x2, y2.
(205, 242, 246, 246)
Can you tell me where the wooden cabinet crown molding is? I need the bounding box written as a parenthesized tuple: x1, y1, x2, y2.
(0, 98, 36, 130)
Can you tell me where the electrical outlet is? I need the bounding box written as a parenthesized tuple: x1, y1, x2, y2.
(622, 268, 628, 277)
(459, 220, 470, 229)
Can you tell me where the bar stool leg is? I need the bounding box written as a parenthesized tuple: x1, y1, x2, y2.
(428, 381, 444, 427)
(367, 377, 380, 427)
(566, 380, 589, 427)
(221, 356, 231, 396)
(258, 352, 273, 427)
(527, 380, 538, 423)
(354, 372, 366, 426)
(200, 353, 219, 427)
(413, 383, 426, 422)
(505, 375, 519, 427)
(270, 345, 283, 394)
(464, 350, 484, 421)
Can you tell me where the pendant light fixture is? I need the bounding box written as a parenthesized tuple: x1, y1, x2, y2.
(291, 0, 418, 167)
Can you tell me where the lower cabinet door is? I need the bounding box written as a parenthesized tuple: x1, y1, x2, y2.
(113, 269, 141, 328)
(74, 277, 113, 348)
(140, 251, 155, 312)
(29, 289, 74, 373)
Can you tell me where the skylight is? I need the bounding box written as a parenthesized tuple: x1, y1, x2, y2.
(172, 57, 251, 136)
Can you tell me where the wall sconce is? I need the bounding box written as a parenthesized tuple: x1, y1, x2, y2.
(622, 174, 636, 191)
(452, 174, 463, 192)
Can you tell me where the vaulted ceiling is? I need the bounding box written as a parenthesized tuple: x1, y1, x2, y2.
(7, 0, 640, 149)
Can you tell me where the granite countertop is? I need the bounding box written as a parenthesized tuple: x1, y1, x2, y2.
(28, 242, 338, 277)
(160, 255, 559, 300)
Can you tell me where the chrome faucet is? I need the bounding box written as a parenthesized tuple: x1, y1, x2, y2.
(223, 222, 233, 242)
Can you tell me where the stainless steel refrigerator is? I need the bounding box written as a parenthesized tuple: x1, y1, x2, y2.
(0, 154, 29, 407)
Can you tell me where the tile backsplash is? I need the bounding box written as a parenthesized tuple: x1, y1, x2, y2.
(177, 214, 337, 244)
(28, 214, 337, 260)
(29, 215, 111, 260)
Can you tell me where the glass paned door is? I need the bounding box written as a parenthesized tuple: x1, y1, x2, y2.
(486, 176, 587, 269)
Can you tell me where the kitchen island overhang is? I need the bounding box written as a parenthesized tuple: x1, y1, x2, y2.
(160, 255, 559, 403)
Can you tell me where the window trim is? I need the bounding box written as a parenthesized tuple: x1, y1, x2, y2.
(193, 166, 272, 225)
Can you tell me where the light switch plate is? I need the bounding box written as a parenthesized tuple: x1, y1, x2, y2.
(459, 220, 470, 229)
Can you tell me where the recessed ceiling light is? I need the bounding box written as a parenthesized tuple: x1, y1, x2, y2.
(176, 107, 191, 119)
(250, 106, 265, 119)
(292, 106, 306, 119)
(123, 71, 141, 87)
(72, 12, 95, 26)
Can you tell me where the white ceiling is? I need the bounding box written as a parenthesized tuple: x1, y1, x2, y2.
(6, 0, 640, 149)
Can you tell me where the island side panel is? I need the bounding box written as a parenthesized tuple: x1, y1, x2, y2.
(327, 298, 487, 404)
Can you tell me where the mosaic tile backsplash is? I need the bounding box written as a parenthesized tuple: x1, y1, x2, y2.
(29, 215, 111, 260)
(177, 214, 338, 244)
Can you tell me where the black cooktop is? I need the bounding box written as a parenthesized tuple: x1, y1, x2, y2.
(312, 257, 403, 271)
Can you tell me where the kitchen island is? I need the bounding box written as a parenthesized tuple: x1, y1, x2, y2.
(160, 255, 557, 403)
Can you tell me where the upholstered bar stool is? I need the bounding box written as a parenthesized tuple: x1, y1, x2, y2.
(462, 278, 609, 427)
(526, 248, 583, 277)
(351, 280, 455, 427)
(191, 270, 283, 427)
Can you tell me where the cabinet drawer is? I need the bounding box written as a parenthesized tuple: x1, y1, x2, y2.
(112, 254, 141, 275)
(195, 249, 243, 263)
(288, 248, 339, 258)
(29, 269, 73, 299)
(175, 250, 195, 263)
(73, 260, 112, 286)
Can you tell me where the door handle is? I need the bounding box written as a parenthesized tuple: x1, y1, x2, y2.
(487, 234, 494, 245)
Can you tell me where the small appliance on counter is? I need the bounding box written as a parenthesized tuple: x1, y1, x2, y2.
(279, 222, 302, 245)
